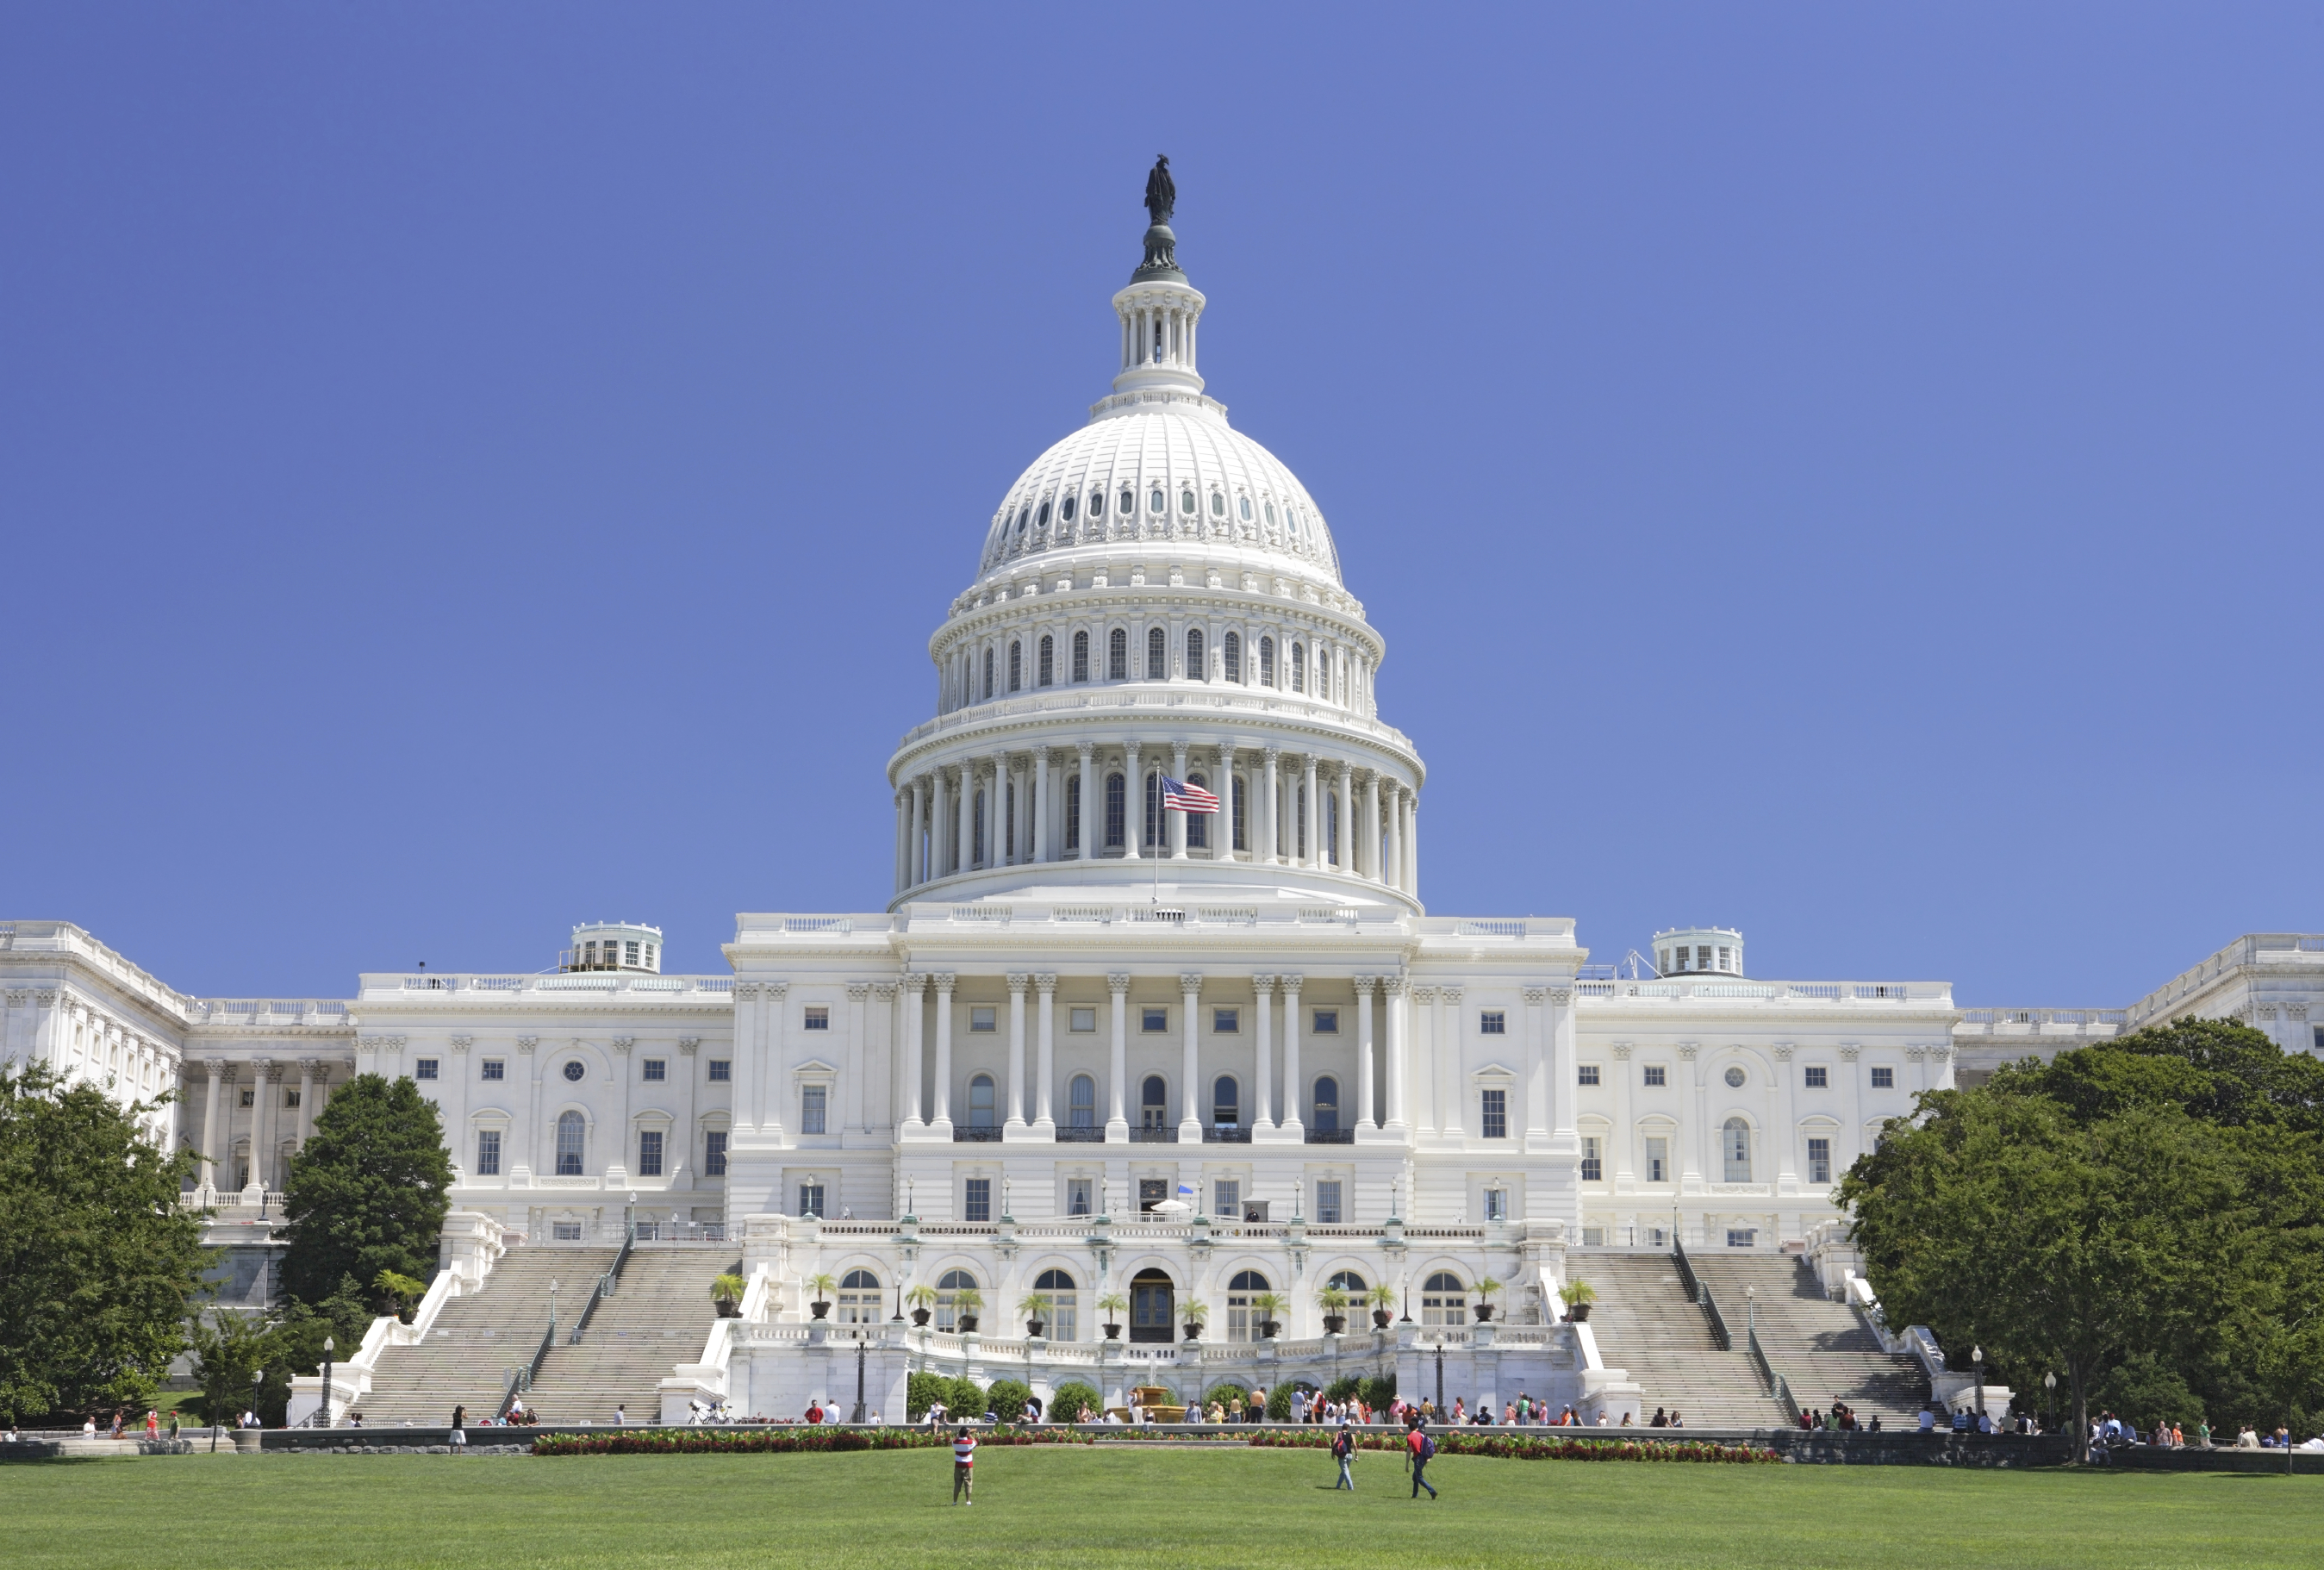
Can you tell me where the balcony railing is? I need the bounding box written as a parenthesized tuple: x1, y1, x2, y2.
(952, 1125, 1003, 1143)
(1056, 1126, 1106, 1142)
(1201, 1125, 1251, 1143)
(1305, 1129, 1355, 1144)
(1130, 1127, 1177, 1143)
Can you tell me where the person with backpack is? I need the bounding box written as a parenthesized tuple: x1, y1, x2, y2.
(1331, 1422, 1356, 1491)
(1407, 1421, 1438, 1499)
(952, 1426, 977, 1505)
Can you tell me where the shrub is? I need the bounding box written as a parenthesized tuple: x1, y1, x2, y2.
(1202, 1381, 1251, 1411)
(1361, 1374, 1397, 1410)
(1244, 1430, 1779, 1464)
(1048, 1381, 1103, 1424)
(1324, 1375, 1363, 1404)
(907, 1371, 987, 1422)
(1265, 1383, 1295, 1421)
(982, 1379, 1034, 1421)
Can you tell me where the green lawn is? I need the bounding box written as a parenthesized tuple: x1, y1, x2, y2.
(3, 1446, 2315, 1569)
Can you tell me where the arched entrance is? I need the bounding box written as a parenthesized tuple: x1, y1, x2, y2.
(1130, 1268, 1175, 1343)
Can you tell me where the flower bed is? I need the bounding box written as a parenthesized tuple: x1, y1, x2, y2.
(1245, 1430, 1780, 1464)
(532, 1426, 1095, 1457)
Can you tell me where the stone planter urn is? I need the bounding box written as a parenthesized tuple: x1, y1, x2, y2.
(809, 1300, 831, 1320)
(956, 1314, 980, 1334)
(1025, 1320, 1045, 1339)
(911, 1308, 931, 1328)
(1567, 1302, 1591, 1323)
(1473, 1303, 1495, 1323)
(1372, 1310, 1393, 1330)
(1182, 1323, 1204, 1342)
(1322, 1314, 1347, 1334)
(1258, 1320, 1282, 1339)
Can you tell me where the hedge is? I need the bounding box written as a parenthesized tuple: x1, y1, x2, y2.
(1245, 1430, 1781, 1464)
(533, 1426, 1098, 1457)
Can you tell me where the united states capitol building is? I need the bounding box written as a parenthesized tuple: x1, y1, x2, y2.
(7, 168, 2321, 1430)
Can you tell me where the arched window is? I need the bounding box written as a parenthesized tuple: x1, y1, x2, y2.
(969, 1074, 996, 1130)
(981, 647, 994, 701)
(1318, 646, 1332, 701)
(1140, 1075, 1168, 1131)
(1036, 500, 1050, 528)
(1212, 1075, 1239, 1128)
(838, 1268, 880, 1324)
(1072, 629, 1089, 682)
(1146, 626, 1166, 680)
(1181, 488, 1196, 515)
(1108, 628, 1128, 680)
(1227, 1268, 1272, 1342)
(1723, 1117, 1752, 1182)
(937, 1268, 978, 1331)
(1037, 635, 1053, 687)
(1105, 772, 1126, 849)
(1312, 1075, 1339, 1134)
(1064, 775, 1081, 853)
(1008, 640, 1022, 693)
(1061, 493, 1075, 522)
(1120, 487, 1135, 517)
(1089, 489, 1104, 519)
(1223, 632, 1242, 683)
(1211, 490, 1224, 516)
(1150, 487, 1166, 515)
(1327, 1269, 1368, 1298)
(1239, 495, 1252, 521)
(972, 791, 986, 865)
(555, 1111, 585, 1176)
(1259, 636, 1276, 688)
(1035, 1268, 1079, 1342)
(1068, 1073, 1095, 1130)
(1185, 772, 1209, 850)
(1187, 626, 1205, 681)
(1421, 1270, 1465, 1327)
(1291, 642, 1305, 694)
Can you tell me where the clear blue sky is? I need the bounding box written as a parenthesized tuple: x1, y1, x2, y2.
(4, 5, 2317, 1004)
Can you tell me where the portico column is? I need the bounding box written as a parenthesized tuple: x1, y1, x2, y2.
(1124, 742, 1143, 860)
(1678, 1044, 1703, 1193)
(1335, 762, 1352, 873)
(1251, 975, 1276, 1131)
(931, 975, 956, 1135)
(1355, 977, 1378, 1131)
(251, 1061, 280, 1193)
(1610, 1044, 1636, 1188)
(1550, 987, 1578, 1152)
(847, 983, 871, 1136)
(1279, 975, 1305, 1137)
(1838, 1046, 1862, 1171)
(198, 1059, 226, 1192)
(1170, 742, 1190, 860)
(1076, 744, 1096, 860)
(901, 975, 927, 1131)
(952, 765, 972, 876)
(1177, 974, 1203, 1142)
(1033, 750, 1051, 863)
(1106, 973, 1130, 1142)
(1773, 1045, 1798, 1193)
(1383, 978, 1408, 1134)
(1005, 974, 1030, 1133)
(1521, 989, 1548, 1149)
(1303, 756, 1320, 869)
(1260, 746, 1280, 863)
(296, 1058, 320, 1149)
(516, 1038, 539, 1176)
(1033, 975, 1057, 1137)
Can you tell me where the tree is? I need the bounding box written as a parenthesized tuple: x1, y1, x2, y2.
(277, 1074, 451, 1311)
(0, 1064, 211, 1423)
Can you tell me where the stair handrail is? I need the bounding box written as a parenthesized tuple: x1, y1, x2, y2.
(1672, 1235, 1701, 1300)
(500, 1315, 555, 1420)
(1672, 1237, 1731, 1350)
(566, 1232, 636, 1345)
(1748, 1322, 1804, 1425)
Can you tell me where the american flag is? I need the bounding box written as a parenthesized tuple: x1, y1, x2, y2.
(1160, 776, 1219, 813)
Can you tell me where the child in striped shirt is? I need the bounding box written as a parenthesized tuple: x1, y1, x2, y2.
(952, 1428, 976, 1504)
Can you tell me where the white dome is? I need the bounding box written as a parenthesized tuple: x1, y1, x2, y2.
(978, 401, 1343, 584)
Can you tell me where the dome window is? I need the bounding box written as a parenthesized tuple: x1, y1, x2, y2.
(1259, 636, 1276, 688)
(1181, 489, 1196, 515)
(1265, 502, 1276, 526)
(1186, 627, 1205, 682)
(1210, 491, 1224, 517)
(981, 648, 995, 701)
(1060, 494, 1075, 522)
(1145, 626, 1166, 681)
(1120, 488, 1134, 516)
(1223, 632, 1242, 683)
(1107, 627, 1128, 681)
(1037, 501, 1050, 528)
(1018, 507, 1030, 533)
(1073, 629, 1090, 682)
(1150, 487, 1165, 514)
(1008, 640, 1023, 693)
(1238, 496, 1251, 521)
(1037, 634, 1055, 687)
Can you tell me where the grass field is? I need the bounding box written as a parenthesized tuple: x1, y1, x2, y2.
(4, 1446, 2316, 1569)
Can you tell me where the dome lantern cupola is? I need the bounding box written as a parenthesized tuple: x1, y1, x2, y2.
(1112, 155, 1205, 400)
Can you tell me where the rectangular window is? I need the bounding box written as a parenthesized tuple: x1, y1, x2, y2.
(1483, 1187, 1507, 1222)
(1241, 1199, 1269, 1223)
(708, 1059, 732, 1082)
(798, 1182, 825, 1218)
(1871, 1065, 1895, 1089)
(1578, 1063, 1601, 1086)
(1232, 777, 1247, 851)
(643, 1058, 667, 1082)
(1726, 1228, 1757, 1248)
(552, 1221, 583, 1242)
(1069, 1006, 1096, 1033)
(638, 1130, 664, 1177)
(970, 1006, 997, 1032)
(1643, 1064, 1667, 1087)
(1316, 1180, 1343, 1224)
(1804, 1064, 1828, 1089)
(414, 1058, 439, 1081)
(1212, 1007, 1240, 1033)
(1312, 1009, 1339, 1034)
(801, 1085, 827, 1135)
(804, 1006, 830, 1031)
(1068, 1177, 1093, 1217)
(482, 1059, 506, 1081)
(963, 1177, 991, 1223)
(1808, 1137, 1832, 1184)
(1580, 1136, 1602, 1181)
(283, 1090, 300, 1108)
(1698, 945, 1711, 970)
(625, 940, 641, 966)
(240, 1088, 255, 1106)
(1646, 1136, 1668, 1183)
(1480, 1087, 1508, 1139)
(1142, 1006, 1168, 1033)
(704, 1130, 727, 1176)
(1479, 1010, 1505, 1035)
(475, 1130, 502, 1177)
(1214, 1179, 1240, 1218)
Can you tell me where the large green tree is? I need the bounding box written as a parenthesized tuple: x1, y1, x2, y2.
(0, 1063, 212, 1422)
(1841, 1019, 2324, 1455)
(277, 1074, 452, 1311)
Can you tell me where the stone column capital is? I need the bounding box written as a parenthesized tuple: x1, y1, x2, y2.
(902, 973, 929, 996)
(1611, 1043, 1633, 1060)
(1280, 974, 1303, 997)
(932, 973, 956, 996)
(1179, 973, 1203, 996)
(678, 1037, 702, 1054)
(1252, 974, 1276, 995)
(764, 981, 790, 1000)
(1035, 974, 1057, 995)
(1107, 973, 1131, 996)
(847, 981, 871, 1000)
(1007, 973, 1031, 994)
(203, 1056, 228, 1075)
(298, 1057, 324, 1074)
(1838, 1045, 1860, 1062)
(1354, 975, 1378, 992)
(1548, 987, 1572, 1006)
(1381, 975, 1406, 997)
(516, 1037, 538, 1053)
(1772, 1044, 1794, 1062)
(1678, 1044, 1699, 1062)
(1522, 987, 1547, 1005)
(448, 1037, 473, 1053)
(611, 1037, 635, 1055)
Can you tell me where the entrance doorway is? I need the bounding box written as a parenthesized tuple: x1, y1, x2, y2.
(1130, 1268, 1175, 1343)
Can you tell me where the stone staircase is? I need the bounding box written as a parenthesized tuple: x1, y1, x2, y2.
(353, 1246, 616, 1427)
(1568, 1252, 1785, 1430)
(521, 1249, 737, 1427)
(1687, 1253, 1929, 1429)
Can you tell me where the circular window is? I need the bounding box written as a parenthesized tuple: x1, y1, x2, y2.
(1150, 487, 1165, 513)
(563, 1060, 586, 1082)
(1723, 1066, 1747, 1088)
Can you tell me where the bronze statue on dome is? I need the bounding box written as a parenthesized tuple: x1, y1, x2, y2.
(1143, 155, 1175, 226)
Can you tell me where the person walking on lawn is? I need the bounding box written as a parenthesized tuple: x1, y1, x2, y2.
(952, 1426, 977, 1505)
(1407, 1420, 1438, 1499)
(1331, 1421, 1356, 1490)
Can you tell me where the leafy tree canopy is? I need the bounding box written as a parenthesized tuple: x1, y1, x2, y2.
(0, 1063, 211, 1423)
(277, 1074, 452, 1312)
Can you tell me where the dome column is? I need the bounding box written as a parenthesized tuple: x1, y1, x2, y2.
(1335, 762, 1354, 875)
(1075, 745, 1096, 861)
(953, 766, 973, 878)
(930, 769, 950, 881)
(1363, 771, 1380, 881)
(987, 750, 1006, 869)
(1170, 742, 1190, 860)
(1032, 749, 1051, 863)
(910, 778, 928, 887)
(1406, 794, 1421, 900)
(894, 789, 910, 894)
(1123, 742, 1142, 860)
(1383, 782, 1404, 892)
(1303, 756, 1321, 870)
(1260, 747, 1280, 864)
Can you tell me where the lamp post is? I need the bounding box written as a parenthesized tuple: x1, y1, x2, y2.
(321, 1336, 335, 1430)
(851, 1329, 868, 1424)
(251, 1368, 265, 1435)
(2043, 1371, 2056, 1435)
(1972, 1345, 1985, 1429)
(1433, 1336, 1445, 1417)
(626, 1190, 638, 1241)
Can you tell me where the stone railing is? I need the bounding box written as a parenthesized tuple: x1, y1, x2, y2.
(1574, 980, 1953, 1006)
(891, 686, 1416, 758)
(355, 973, 737, 1002)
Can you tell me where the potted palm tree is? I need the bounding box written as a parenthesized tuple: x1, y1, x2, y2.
(1019, 1292, 1052, 1338)
(1096, 1292, 1127, 1340)
(1368, 1281, 1399, 1330)
(1472, 1277, 1503, 1323)
(950, 1286, 983, 1334)
(804, 1273, 837, 1320)
(904, 1283, 937, 1328)
(1562, 1278, 1596, 1323)
(1180, 1299, 1208, 1342)
(1249, 1291, 1288, 1339)
(1317, 1283, 1349, 1335)
(711, 1273, 747, 1318)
